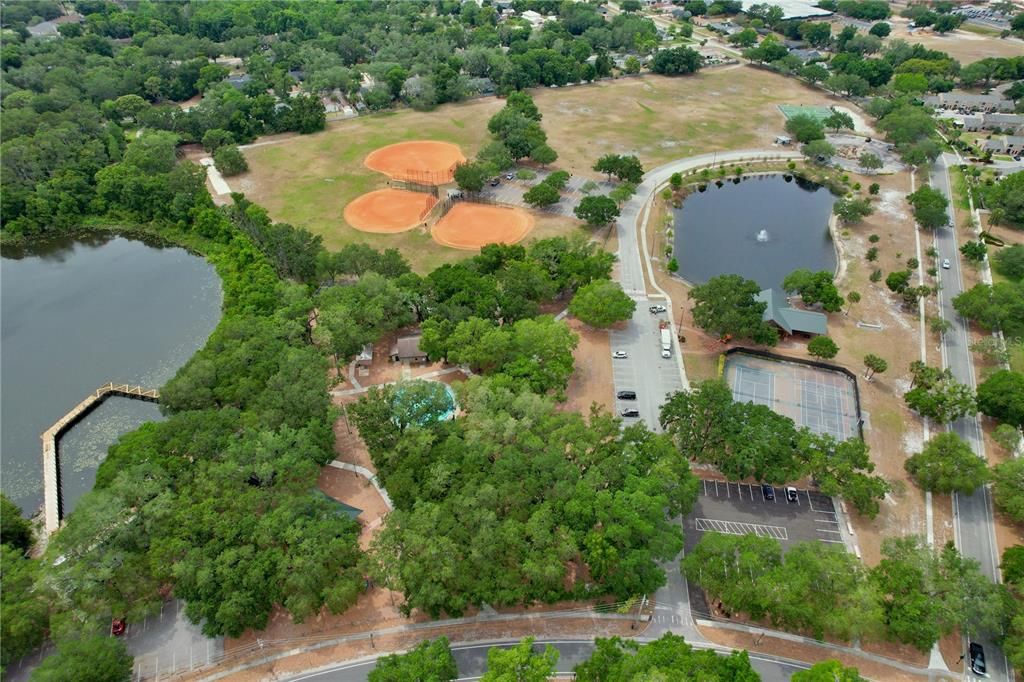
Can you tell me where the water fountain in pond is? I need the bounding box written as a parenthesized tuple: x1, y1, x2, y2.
(756, 229, 769, 243)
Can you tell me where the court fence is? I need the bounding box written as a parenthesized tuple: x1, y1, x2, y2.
(722, 347, 864, 440)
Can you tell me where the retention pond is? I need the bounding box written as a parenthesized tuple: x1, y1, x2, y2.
(671, 174, 838, 290)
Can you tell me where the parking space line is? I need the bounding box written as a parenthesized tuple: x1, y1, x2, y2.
(695, 517, 789, 540)
(819, 538, 845, 544)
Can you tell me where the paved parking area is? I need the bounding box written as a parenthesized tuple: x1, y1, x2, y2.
(686, 479, 845, 552)
(126, 600, 223, 680)
(473, 171, 616, 219)
(610, 305, 684, 430)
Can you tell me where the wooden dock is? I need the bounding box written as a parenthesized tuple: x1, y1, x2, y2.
(41, 383, 160, 534)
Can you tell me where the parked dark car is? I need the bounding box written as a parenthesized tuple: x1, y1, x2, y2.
(969, 642, 987, 677)
(617, 390, 637, 400)
(111, 619, 126, 637)
(761, 484, 775, 501)
(620, 408, 640, 418)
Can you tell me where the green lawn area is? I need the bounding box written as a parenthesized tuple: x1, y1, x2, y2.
(241, 67, 845, 270)
(1011, 341, 1024, 374)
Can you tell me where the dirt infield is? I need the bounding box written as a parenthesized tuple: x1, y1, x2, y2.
(431, 202, 535, 250)
(343, 188, 435, 234)
(363, 140, 465, 184)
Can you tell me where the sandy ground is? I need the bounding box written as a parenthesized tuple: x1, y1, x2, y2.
(431, 202, 535, 249)
(883, 17, 1024, 64)
(699, 625, 950, 681)
(343, 188, 435, 233)
(363, 140, 465, 184)
(559, 317, 614, 417)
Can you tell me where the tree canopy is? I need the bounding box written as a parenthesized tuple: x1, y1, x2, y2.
(369, 637, 458, 682)
(976, 370, 1024, 428)
(575, 633, 759, 681)
(688, 275, 778, 345)
(782, 269, 844, 312)
(360, 377, 698, 617)
(904, 432, 988, 494)
(569, 280, 636, 328)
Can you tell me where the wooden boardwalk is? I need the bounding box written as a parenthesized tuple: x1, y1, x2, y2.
(41, 383, 160, 534)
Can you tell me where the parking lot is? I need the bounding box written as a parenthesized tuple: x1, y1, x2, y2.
(685, 479, 846, 553)
(684, 479, 849, 620)
(474, 170, 616, 218)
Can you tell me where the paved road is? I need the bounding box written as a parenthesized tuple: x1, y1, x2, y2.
(929, 153, 1009, 682)
(284, 640, 808, 681)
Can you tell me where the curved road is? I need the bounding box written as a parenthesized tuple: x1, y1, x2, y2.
(285, 640, 808, 681)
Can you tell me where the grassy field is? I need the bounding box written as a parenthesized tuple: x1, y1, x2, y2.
(239, 66, 844, 271)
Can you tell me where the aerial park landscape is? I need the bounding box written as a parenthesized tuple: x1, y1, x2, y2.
(2, 1, 1024, 681)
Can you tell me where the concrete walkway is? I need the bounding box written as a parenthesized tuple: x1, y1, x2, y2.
(327, 461, 393, 511)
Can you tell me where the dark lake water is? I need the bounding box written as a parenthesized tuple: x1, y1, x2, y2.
(1, 233, 221, 517)
(672, 174, 838, 290)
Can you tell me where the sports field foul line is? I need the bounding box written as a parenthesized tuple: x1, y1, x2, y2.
(695, 518, 788, 540)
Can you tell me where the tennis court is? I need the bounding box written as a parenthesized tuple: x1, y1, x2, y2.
(778, 104, 834, 124)
(724, 351, 860, 441)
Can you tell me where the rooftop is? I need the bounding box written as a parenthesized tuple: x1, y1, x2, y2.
(756, 289, 828, 336)
(741, 0, 832, 20)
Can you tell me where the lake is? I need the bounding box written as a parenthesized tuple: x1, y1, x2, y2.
(1, 233, 222, 517)
(671, 174, 838, 290)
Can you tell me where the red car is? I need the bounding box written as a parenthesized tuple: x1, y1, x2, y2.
(111, 619, 126, 637)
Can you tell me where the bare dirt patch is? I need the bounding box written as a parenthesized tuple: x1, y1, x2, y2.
(363, 140, 465, 184)
(559, 317, 613, 416)
(698, 624, 946, 681)
(344, 188, 435, 233)
(883, 17, 1024, 64)
(431, 203, 535, 250)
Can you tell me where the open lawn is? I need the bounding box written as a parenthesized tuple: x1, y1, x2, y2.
(534, 67, 844, 173)
(885, 17, 1024, 64)
(238, 67, 844, 270)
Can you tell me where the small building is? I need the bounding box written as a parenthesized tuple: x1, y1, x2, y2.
(27, 20, 60, 38)
(756, 289, 827, 338)
(390, 335, 429, 363)
(226, 74, 252, 90)
(982, 135, 1024, 155)
(707, 21, 742, 36)
(789, 48, 823, 64)
(356, 343, 374, 369)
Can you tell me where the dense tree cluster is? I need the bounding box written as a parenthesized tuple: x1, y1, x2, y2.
(686, 533, 1010, 650)
(953, 280, 1024, 339)
(688, 274, 778, 346)
(903, 362, 977, 423)
(370, 633, 759, 681)
(982, 171, 1024, 230)
(782, 269, 844, 312)
(354, 377, 699, 617)
(661, 380, 890, 516)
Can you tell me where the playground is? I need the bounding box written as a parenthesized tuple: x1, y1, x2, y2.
(431, 203, 536, 250)
(343, 188, 435, 234)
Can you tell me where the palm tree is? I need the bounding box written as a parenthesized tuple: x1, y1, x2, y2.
(863, 354, 888, 381)
(845, 291, 861, 317)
